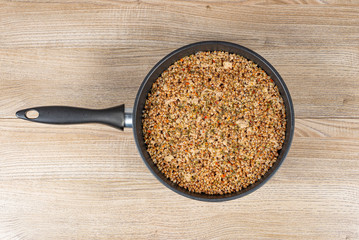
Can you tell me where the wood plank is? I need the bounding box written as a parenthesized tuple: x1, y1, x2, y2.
(0, 119, 358, 239)
(2, 0, 359, 6)
(295, 118, 359, 138)
(0, 178, 357, 239)
(2, 2, 359, 49)
(2, 46, 359, 118)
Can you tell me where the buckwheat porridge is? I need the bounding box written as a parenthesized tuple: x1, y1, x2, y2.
(142, 51, 286, 195)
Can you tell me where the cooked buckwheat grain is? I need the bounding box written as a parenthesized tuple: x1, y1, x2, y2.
(142, 51, 286, 195)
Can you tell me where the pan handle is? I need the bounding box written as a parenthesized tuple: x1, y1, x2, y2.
(16, 105, 130, 130)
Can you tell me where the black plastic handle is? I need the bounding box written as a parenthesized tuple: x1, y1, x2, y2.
(16, 105, 125, 130)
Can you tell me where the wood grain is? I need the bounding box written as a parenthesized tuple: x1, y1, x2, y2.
(1, 1, 359, 118)
(0, 119, 358, 239)
(1, 1, 359, 239)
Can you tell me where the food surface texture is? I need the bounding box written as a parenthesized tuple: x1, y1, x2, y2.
(143, 51, 286, 195)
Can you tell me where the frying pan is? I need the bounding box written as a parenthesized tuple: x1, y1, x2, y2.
(16, 41, 294, 201)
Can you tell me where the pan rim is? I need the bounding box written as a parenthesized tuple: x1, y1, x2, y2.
(133, 41, 295, 201)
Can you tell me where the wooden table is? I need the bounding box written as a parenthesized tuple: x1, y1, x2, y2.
(1, 1, 359, 239)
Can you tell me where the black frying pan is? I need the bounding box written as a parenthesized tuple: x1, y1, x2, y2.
(16, 41, 294, 201)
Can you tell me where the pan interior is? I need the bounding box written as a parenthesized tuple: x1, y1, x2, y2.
(133, 41, 294, 201)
